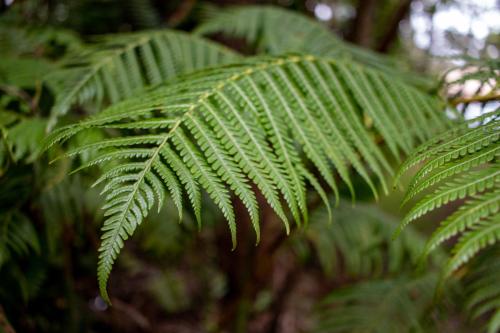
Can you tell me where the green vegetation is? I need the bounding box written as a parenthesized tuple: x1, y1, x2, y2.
(0, 2, 498, 332)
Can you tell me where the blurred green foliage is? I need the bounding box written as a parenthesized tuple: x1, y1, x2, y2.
(0, 1, 497, 333)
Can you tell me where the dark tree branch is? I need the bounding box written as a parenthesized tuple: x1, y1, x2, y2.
(265, 265, 300, 333)
(348, 0, 379, 47)
(167, 0, 196, 27)
(449, 92, 500, 106)
(377, 0, 413, 53)
(0, 305, 16, 333)
(0, 84, 39, 114)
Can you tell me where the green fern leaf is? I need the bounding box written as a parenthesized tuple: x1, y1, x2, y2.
(0, 211, 40, 267)
(43, 54, 445, 302)
(463, 249, 500, 332)
(394, 109, 500, 185)
(403, 143, 500, 204)
(315, 274, 438, 333)
(444, 217, 500, 278)
(422, 188, 500, 258)
(397, 112, 500, 283)
(303, 200, 433, 278)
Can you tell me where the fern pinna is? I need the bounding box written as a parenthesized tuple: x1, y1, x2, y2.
(395, 110, 500, 282)
(43, 54, 447, 302)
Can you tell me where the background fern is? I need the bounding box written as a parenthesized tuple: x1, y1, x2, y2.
(46, 30, 239, 127)
(3, 2, 496, 332)
(196, 5, 434, 89)
(315, 273, 439, 333)
(0, 55, 53, 170)
(0, 211, 40, 269)
(297, 200, 431, 278)
(0, 57, 55, 88)
(301, 201, 447, 333)
(464, 247, 500, 333)
(0, 24, 83, 58)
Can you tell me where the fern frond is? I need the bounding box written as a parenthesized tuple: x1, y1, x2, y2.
(0, 57, 55, 87)
(464, 248, 500, 333)
(421, 189, 500, 258)
(46, 30, 240, 127)
(403, 144, 500, 204)
(315, 274, 438, 333)
(394, 109, 500, 184)
(43, 54, 445, 302)
(0, 24, 83, 57)
(397, 113, 500, 281)
(0, 211, 40, 267)
(444, 216, 500, 278)
(0, 116, 47, 167)
(303, 200, 432, 278)
(196, 5, 434, 89)
(398, 168, 500, 232)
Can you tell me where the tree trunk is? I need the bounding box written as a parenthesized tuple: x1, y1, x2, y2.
(348, 0, 379, 47)
(216, 194, 288, 333)
(377, 0, 413, 53)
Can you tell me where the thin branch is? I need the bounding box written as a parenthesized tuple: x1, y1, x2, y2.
(0, 127, 15, 168)
(449, 92, 500, 106)
(347, 0, 379, 47)
(110, 298, 151, 331)
(0, 305, 16, 333)
(0, 84, 39, 114)
(167, 0, 196, 27)
(377, 0, 413, 53)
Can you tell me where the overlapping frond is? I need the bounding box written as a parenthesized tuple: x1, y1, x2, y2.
(464, 248, 500, 333)
(124, 0, 161, 29)
(0, 211, 40, 268)
(196, 5, 433, 89)
(315, 273, 438, 333)
(303, 200, 430, 278)
(0, 114, 47, 171)
(46, 30, 240, 127)
(0, 24, 83, 57)
(43, 54, 446, 302)
(396, 111, 500, 280)
(0, 57, 55, 87)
